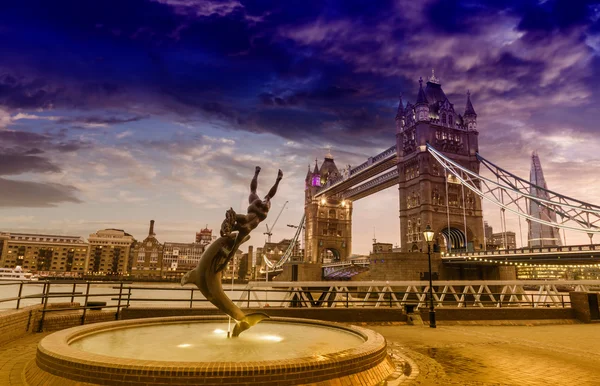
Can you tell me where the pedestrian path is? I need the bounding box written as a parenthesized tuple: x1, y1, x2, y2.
(1, 324, 599, 385)
(371, 323, 600, 386)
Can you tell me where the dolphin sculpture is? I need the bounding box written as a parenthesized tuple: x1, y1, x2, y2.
(181, 232, 269, 337)
(181, 167, 282, 337)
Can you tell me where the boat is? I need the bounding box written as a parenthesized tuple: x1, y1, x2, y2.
(0, 266, 38, 281)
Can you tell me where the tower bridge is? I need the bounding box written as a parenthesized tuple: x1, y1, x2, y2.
(261, 70, 600, 281)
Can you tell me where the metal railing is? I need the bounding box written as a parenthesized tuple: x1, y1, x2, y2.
(0, 280, 132, 331)
(2, 280, 597, 328)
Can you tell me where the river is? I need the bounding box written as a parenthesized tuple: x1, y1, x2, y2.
(0, 281, 277, 311)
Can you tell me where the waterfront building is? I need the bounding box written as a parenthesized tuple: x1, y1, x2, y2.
(529, 152, 562, 247)
(162, 241, 205, 278)
(222, 249, 244, 280)
(372, 242, 394, 254)
(86, 229, 136, 275)
(195, 226, 214, 245)
(256, 238, 299, 268)
(131, 220, 164, 278)
(491, 231, 517, 250)
(0, 232, 88, 275)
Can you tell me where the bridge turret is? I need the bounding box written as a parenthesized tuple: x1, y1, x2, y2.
(395, 95, 405, 132)
(464, 90, 477, 131)
(415, 77, 429, 122)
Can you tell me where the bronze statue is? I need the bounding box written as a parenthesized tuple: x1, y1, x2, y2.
(181, 167, 283, 337)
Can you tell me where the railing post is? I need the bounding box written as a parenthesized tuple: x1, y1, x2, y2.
(246, 289, 250, 308)
(189, 289, 194, 308)
(126, 287, 132, 308)
(70, 282, 77, 303)
(116, 282, 123, 320)
(81, 282, 90, 325)
(38, 282, 51, 332)
(346, 291, 349, 308)
(16, 282, 23, 310)
(40, 282, 47, 305)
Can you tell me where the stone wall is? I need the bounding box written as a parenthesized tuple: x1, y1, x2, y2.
(570, 292, 600, 323)
(274, 262, 323, 282)
(0, 302, 117, 344)
(419, 307, 575, 322)
(352, 252, 517, 281)
(120, 307, 408, 323)
(0, 305, 40, 346)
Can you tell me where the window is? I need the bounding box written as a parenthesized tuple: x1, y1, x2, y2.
(441, 112, 446, 125)
(449, 115, 453, 126)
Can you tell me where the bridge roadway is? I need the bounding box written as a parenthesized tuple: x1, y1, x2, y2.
(314, 145, 397, 199)
(443, 244, 600, 264)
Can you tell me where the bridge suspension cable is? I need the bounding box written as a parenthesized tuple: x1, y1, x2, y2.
(261, 213, 305, 273)
(426, 144, 600, 234)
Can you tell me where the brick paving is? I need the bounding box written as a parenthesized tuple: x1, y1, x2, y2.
(2, 324, 600, 385)
(371, 323, 600, 386)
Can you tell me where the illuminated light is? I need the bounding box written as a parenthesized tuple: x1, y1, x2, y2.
(260, 335, 283, 342)
(177, 343, 192, 348)
(213, 329, 226, 334)
(320, 198, 327, 205)
(341, 200, 346, 207)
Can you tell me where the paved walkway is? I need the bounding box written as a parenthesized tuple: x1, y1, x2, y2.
(1, 324, 600, 385)
(371, 323, 600, 386)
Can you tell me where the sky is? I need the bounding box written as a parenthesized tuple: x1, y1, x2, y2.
(1, 0, 600, 254)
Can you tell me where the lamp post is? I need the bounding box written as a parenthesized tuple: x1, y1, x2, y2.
(423, 224, 436, 328)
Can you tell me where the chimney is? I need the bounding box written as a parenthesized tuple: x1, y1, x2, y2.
(149, 220, 155, 236)
(248, 246, 254, 266)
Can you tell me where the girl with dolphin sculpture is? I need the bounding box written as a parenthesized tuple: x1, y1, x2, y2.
(181, 166, 283, 337)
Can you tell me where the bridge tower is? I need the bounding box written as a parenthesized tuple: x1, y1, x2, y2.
(304, 152, 353, 262)
(397, 71, 484, 252)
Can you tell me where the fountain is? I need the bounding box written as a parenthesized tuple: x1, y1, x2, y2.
(24, 168, 397, 385)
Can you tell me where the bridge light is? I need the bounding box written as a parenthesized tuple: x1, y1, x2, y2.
(320, 198, 327, 205)
(341, 200, 346, 207)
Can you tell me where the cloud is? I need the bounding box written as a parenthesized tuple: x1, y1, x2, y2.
(0, 153, 61, 175)
(0, 177, 81, 207)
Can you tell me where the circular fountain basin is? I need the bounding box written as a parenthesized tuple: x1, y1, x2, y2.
(27, 316, 395, 386)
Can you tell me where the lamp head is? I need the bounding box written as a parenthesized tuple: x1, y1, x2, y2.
(423, 224, 435, 243)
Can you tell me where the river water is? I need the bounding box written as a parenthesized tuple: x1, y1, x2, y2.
(0, 281, 277, 311)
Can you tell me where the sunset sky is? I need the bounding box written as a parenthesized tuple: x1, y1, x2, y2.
(1, 0, 600, 253)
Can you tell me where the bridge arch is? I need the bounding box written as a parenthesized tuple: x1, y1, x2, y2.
(321, 247, 341, 263)
(440, 226, 478, 252)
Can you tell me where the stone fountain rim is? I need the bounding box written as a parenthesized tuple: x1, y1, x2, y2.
(36, 315, 388, 373)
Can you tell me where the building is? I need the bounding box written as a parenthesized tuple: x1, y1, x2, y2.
(162, 241, 205, 278)
(372, 242, 394, 254)
(484, 221, 493, 244)
(222, 249, 244, 280)
(491, 231, 517, 250)
(304, 152, 353, 262)
(256, 238, 299, 267)
(529, 152, 562, 247)
(86, 229, 136, 275)
(396, 72, 483, 253)
(0, 232, 88, 275)
(195, 226, 214, 245)
(131, 220, 164, 278)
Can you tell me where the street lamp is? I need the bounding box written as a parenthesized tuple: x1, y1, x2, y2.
(423, 224, 436, 328)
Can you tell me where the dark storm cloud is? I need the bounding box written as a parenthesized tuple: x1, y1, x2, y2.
(0, 130, 91, 153)
(0, 178, 81, 207)
(0, 0, 599, 148)
(0, 152, 61, 175)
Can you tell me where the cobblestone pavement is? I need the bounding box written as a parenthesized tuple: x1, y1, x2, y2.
(1, 325, 600, 386)
(0, 332, 49, 386)
(370, 323, 600, 386)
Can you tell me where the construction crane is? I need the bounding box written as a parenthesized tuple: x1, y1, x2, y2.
(264, 201, 288, 243)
